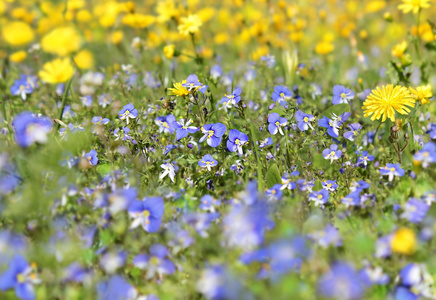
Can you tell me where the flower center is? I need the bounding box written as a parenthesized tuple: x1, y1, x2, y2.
(304, 117, 309, 122)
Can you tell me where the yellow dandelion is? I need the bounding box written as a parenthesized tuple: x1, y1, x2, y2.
(391, 228, 416, 255)
(122, 13, 155, 29)
(41, 26, 82, 56)
(398, 0, 431, 14)
(10, 50, 27, 63)
(2, 21, 34, 46)
(163, 45, 175, 59)
(315, 41, 334, 55)
(178, 15, 202, 36)
(409, 84, 433, 105)
(168, 81, 189, 97)
(362, 84, 415, 122)
(391, 41, 407, 58)
(39, 58, 75, 84)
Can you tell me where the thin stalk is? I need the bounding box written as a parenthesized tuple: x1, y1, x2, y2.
(57, 75, 75, 129)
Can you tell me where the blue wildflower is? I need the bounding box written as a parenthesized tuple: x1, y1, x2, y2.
(12, 112, 53, 148)
(318, 112, 351, 138)
(414, 142, 436, 168)
(220, 88, 242, 109)
(266, 184, 283, 201)
(295, 110, 315, 131)
(332, 85, 355, 104)
(155, 114, 176, 134)
(271, 85, 292, 106)
(322, 180, 338, 191)
(227, 129, 249, 155)
(357, 151, 375, 167)
(379, 163, 404, 182)
(343, 123, 362, 141)
(182, 74, 202, 91)
(0, 254, 41, 300)
(174, 118, 198, 140)
(259, 137, 273, 149)
(10, 76, 35, 101)
(199, 123, 227, 147)
(118, 103, 138, 124)
(198, 154, 218, 171)
(128, 197, 164, 232)
(85, 149, 98, 165)
(323, 144, 342, 163)
(268, 113, 287, 135)
(401, 198, 429, 223)
(309, 189, 329, 207)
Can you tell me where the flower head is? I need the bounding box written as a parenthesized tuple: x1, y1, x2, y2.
(409, 84, 433, 105)
(332, 85, 354, 105)
(39, 58, 75, 84)
(12, 112, 53, 148)
(362, 84, 415, 122)
(379, 163, 405, 182)
(323, 144, 342, 163)
(295, 110, 315, 131)
(128, 197, 164, 232)
(178, 14, 202, 35)
(227, 129, 249, 155)
(168, 81, 190, 97)
(398, 0, 431, 14)
(85, 149, 98, 165)
(199, 123, 227, 147)
(118, 103, 138, 124)
(268, 113, 287, 135)
(198, 154, 218, 171)
(271, 86, 293, 106)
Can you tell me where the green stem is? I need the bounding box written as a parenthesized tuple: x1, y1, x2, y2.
(57, 75, 75, 129)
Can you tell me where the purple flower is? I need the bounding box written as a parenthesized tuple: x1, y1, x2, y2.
(414, 142, 436, 168)
(309, 189, 329, 207)
(199, 194, 221, 211)
(12, 112, 53, 147)
(182, 74, 202, 91)
(259, 137, 273, 149)
(343, 123, 362, 141)
(198, 154, 218, 171)
(341, 191, 362, 208)
(227, 129, 249, 155)
(197, 265, 243, 300)
(350, 180, 370, 192)
(379, 163, 404, 182)
(220, 88, 242, 109)
(99, 251, 126, 274)
(318, 262, 365, 300)
(0, 254, 41, 300)
(401, 198, 429, 223)
(271, 85, 292, 106)
(322, 180, 338, 191)
(295, 110, 315, 131)
(323, 144, 342, 163)
(210, 65, 222, 79)
(10, 75, 35, 101)
(266, 184, 283, 201)
(128, 197, 164, 232)
(332, 85, 354, 105)
(155, 114, 176, 134)
(268, 113, 287, 135)
(318, 112, 351, 138)
(280, 172, 297, 190)
(133, 244, 176, 279)
(97, 275, 137, 300)
(200, 123, 227, 147)
(357, 151, 375, 167)
(308, 224, 342, 248)
(174, 118, 198, 140)
(113, 127, 132, 141)
(91, 116, 110, 125)
(84, 149, 98, 165)
(118, 103, 138, 124)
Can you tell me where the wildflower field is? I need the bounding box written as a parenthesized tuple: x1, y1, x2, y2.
(1, 0, 436, 299)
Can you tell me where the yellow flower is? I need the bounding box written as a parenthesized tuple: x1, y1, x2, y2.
(391, 41, 407, 58)
(315, 41, 334, 55)
(74, 49, 94, 70)
(122, 13, 155, 28)
(409, 84, 433, 105)
(41, 26, 82, 56)
(9, 50, 27, 63)
(398, 0, 431, 14)
(168, 81, 189, 97)
(2, 21, 34, 46)
(391, 228, 416, 255)
(178, 15, 202, 36)
(362, 84, 415, 122)
(163, 45, 175, 59)
(39, 58, 75, 84)
(112, 31, 124, 44)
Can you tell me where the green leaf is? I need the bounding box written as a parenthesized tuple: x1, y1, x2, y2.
(321, 103, 350, 118)
(266, 164, 281, 188)
(424, 41, 436, 51)
(269, 106, 286, 117)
